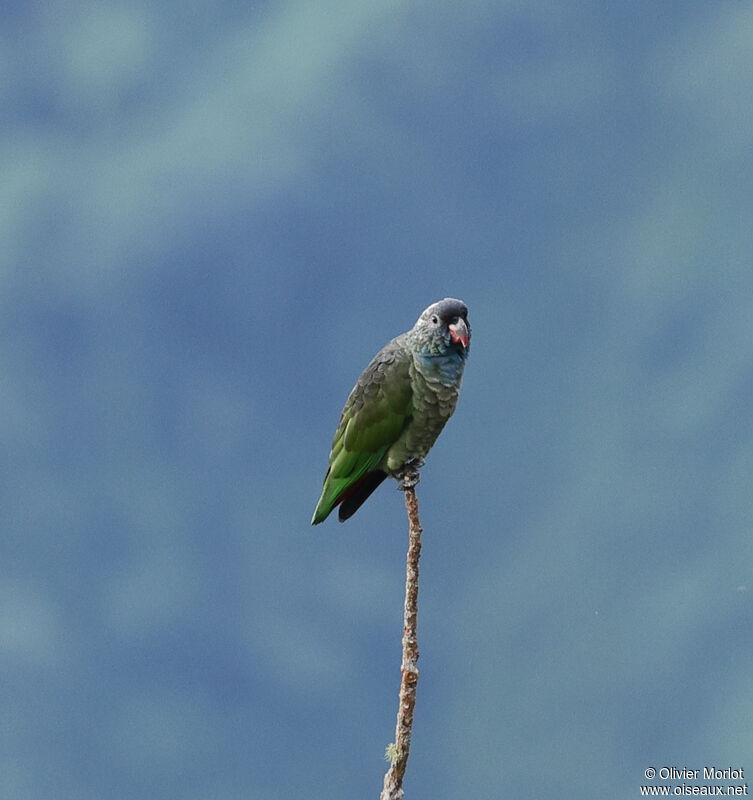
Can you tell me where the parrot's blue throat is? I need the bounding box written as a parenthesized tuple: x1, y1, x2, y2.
(414, 347, 467, 384)
(414, 341, 469, 361)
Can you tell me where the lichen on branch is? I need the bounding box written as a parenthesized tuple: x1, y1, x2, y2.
(380, 469, 423, 800)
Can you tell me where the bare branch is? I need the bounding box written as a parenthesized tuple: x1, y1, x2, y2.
(380, 468, 423, 800)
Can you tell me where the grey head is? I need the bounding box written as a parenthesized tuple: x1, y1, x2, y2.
(410, 297, 471, 357)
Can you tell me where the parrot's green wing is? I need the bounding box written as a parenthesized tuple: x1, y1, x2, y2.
(311, 338, 413, 524)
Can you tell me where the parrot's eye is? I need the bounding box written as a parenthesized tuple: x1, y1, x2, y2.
(431, 315, 439, 324)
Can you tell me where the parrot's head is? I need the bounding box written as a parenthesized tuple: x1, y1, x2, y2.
(411, 298, 471, 358)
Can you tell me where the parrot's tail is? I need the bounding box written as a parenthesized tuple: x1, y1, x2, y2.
(338, 471, 387, 522)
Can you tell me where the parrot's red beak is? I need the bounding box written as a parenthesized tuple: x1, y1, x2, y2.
(449, 317, 469, 348)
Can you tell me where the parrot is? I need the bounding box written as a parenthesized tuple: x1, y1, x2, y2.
(311, 298, 471, 524)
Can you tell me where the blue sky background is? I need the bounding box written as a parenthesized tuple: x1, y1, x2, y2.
(3, 3, 753, 798)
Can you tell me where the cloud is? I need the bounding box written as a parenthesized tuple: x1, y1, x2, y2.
(652, 4, 753, 151)
(0, 1, 405, 295)
(0, 578, 70, 667)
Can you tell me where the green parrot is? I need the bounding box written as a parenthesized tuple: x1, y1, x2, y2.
(312, 298, 471, 524)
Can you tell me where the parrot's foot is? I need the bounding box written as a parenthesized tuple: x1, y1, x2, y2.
(396, 460, 423, 490)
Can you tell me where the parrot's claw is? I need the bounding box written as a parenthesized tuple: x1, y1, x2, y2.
(396, 460, 423, 490)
